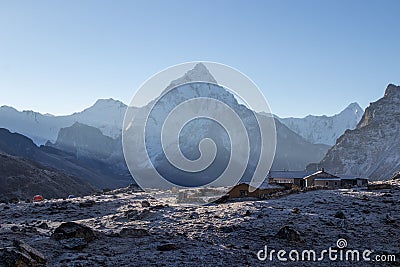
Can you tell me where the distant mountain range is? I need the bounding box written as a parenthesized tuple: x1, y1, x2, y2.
(312, 84, 400, 180)
(3, 64, 395, 200)
(0, 94, 361, 148)
(0, 98, 126, 145)
(278, 102, 363, 145)
(0, 66, 353, 179)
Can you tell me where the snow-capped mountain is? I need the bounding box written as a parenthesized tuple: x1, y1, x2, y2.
(316, 84, 400, 180)
(0, 62, 364, 182)
(70, 99, 127, 138)
(123, 63, 331, 189)
(165, 62, 218, 91)
(279, 102, 363, 146)
(0, 99, 127, 145)
(0, 64, 362, 151)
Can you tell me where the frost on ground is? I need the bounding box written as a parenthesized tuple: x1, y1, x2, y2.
(0, 181, 399, 267)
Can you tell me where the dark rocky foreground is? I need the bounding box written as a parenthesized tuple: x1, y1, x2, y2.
(0, 181, 399, 267)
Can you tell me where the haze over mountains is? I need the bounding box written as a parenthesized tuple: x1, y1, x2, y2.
(0, 98, 126, 145)
(0, 63, 349, 176)
(0, 78, 362, 148)
(0, 128, 131, 193)
(1, 63, 397, 201)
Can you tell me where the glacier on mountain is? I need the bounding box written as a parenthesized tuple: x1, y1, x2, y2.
(279, 102, 363, 145)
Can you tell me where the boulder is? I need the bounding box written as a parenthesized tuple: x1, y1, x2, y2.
(124, 209, 151, 220)
(1, 240, 47, 267)
(334, 211, 346, 219)
(10, 226, 19, 232)
(118, 228, 150, 238)
(52, 222, 95, 242)
(391, 171, 400, 180)
(141, 200, 150, 208)
(37, 222, 49, 230)
(9, 198, 19, 204)
(59, 238, 88, 250)
(2, 247, 36, 267)
(13, 240, 47, 265)
(368, 183, 392, 190)
(385, 214, 395, 224)
(292, 207, 301, 214)
(52, 222, 96, 250)
(79, 200, 96, 208)
(157, 243, 178, 251)
(276, 226, 301, 242)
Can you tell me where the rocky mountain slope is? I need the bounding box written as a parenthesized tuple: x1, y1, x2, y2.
(49, 122, 121, 160)
(0, 153, 95, 202)
(316, 84, 400, 180)
(47, 122, 129, 180)
(0, 128, 131, 190)
(279, 102, 363, 145)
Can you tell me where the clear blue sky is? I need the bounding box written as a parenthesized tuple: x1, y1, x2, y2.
(0, 0, 399, 117)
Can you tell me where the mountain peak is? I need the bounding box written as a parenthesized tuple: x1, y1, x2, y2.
(341, 102, 363, 115)
(75, 98, 127, 116)
(319, 83, 400, 180)
(357, 83, 400, 129)
(166, 62, 218, 90)
(92, 98, 126, 108)
(384, 83, 400, 98)
(187, 63, 217, 83)
(0, 105, 18, 112)
(346, 102, 362, 110)
(71, 121, 88, 128)
(280, 102, 364, 146)
(192, 62, 209, 73)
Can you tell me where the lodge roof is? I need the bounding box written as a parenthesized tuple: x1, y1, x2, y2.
(303, 170, 339, 180)
(268, 171, 314, 179)
(314, 178, 341, 181)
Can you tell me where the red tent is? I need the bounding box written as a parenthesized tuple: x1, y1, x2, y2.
(33, 195, 44, 202)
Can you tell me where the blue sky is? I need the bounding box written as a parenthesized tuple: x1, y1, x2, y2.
(0, 0, 399, 117)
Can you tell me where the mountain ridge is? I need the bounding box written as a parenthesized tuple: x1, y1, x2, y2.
(0, 128, 132, 189)
(315, 84, 400, 180)
(279, 102, 363, 145)
(0, 98, 127, 145)
(0, 96, 361, 147)
(0, 152, 95, 202)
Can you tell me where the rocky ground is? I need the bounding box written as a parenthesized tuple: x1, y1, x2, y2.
(0, 181, 399, 267)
